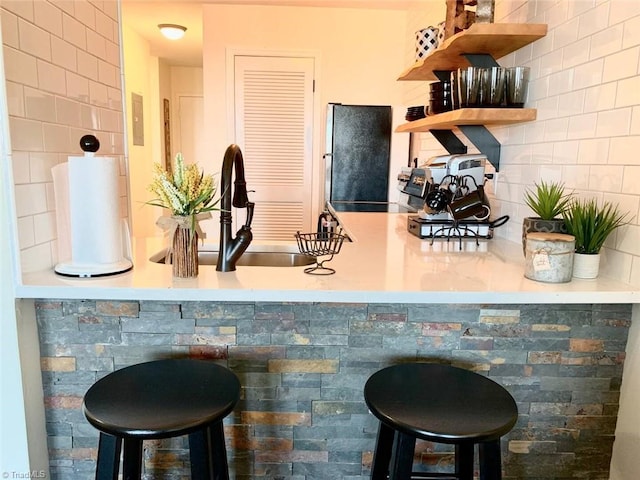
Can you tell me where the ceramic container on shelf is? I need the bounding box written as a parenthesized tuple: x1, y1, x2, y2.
(524, 232, 575, 284)
(415, 27, 439, 60)
(573, 253, 601, 279)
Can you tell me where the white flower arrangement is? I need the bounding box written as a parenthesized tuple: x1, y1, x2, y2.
(147, 153, 220, 218)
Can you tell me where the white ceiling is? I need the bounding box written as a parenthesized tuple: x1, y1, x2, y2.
(120, 0, 427, 67)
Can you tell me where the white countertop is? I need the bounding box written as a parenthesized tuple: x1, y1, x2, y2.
(17, 212, 638, 304)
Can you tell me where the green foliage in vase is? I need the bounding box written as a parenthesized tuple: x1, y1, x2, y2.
(524, 181, 573, 220)
(563, 199, 628, 254)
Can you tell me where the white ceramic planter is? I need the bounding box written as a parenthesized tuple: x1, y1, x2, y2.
(573, 253, 601, 279)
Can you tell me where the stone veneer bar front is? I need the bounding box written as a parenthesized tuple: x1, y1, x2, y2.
(36, 299, 631, 480)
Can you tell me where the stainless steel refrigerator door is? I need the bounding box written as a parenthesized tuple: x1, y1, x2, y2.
(325, 104, 392, 203)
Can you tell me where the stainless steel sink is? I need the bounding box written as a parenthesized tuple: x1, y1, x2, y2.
(150, 248, 315, 267)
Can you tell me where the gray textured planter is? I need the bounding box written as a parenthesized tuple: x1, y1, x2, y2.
(521, 217, 568, 256)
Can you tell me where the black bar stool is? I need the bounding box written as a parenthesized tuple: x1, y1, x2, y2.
(364, 363, 517, 480)
(83, 359, 240, 480)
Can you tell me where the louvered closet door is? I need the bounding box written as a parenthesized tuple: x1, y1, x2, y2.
(234, 55, 314, 242)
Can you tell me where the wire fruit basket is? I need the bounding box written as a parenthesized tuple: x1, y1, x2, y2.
(295, 230, 346, 275)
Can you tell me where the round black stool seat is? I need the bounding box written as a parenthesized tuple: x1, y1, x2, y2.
(83, 359, 240, 480)
(364, 363, 517, 480)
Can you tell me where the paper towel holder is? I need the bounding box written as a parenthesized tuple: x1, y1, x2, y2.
(52, 135, 133, 278)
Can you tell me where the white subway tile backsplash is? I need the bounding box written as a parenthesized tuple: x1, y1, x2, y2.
(615, 76, 640, 108)
(5, 80, 25, 117)
(100, 108, 121, 132)
(107, 86, 122, 111)
(11, 151, 30, 184)
(33, 0, 62, 38)
(622, 166, 640, 194)
(596, 108, 632, 137)
(14, 183, 47, 217)
(65, 71, 89, 101)
(105, 40, 120, 68)
(548, 69, 574, 96)
(17, 216, 35, 249)
(29, 152, 59, 183)
(616, 224, 640, 255)
(553, 140, 580, 163)
(610, 0, 640, 26)
(584, 81, 617, 112)
(578, 137, 611, 164)
(98, 59, 117, 87)
(36, 59, 66, 95)
(80, 104, 101, 130)
(33, 211, 56, 244)
(77, 49, 98, 80)
(558, 90, 585, 118)
(9, 117, 43, 151)
(567, 112, 598, 139)
(24, 86, 56, 122)
(631, 106, 640, 134)
(602, 46, 640, 82)
(42, 123, 71, 153)
(4, 0, 127, 274)
(56, 1, 76, 17)
(600, 248, 633, 283)
(609, 136, 640, 165)
(3, 46, 38, 87)
(539, 48, 563, 76)
(622, 14, 640, 49)
(62, 13, 86, 50)
(562, 37, 591, 69)
(51, 37, 77, 71)
(95, 8, 114, 42)
(20, 243, 52, 274)
(102, 1, 119, 21)
(86, 28, 106, 59)
(573, 58, 604, 89)
(589, 24, 624, 60)
(89, 80, 108, 107)
(553, 17, 580, 50)
(561, 164, 590, 189)
(1, 8, 19, 48)
(1, 1, 34, 22)
(589, 164, 624, 191)
(578, 1, 610, 39)
(73, 0, 96, 30)
(544, 117, 570, 141)
(55, 97, 82, 127)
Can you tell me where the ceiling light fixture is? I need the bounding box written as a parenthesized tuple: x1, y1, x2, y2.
(158, 24, 187, 40)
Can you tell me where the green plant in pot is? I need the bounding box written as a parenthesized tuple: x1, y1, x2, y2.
(563, 199, 628, 279)
(521, 181, 573, 255)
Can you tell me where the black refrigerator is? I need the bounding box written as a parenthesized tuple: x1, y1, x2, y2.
(324, 103, 393, 211)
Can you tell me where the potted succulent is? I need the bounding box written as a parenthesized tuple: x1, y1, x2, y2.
(562, 199, 628, 279)
(521, 180, 573, 255)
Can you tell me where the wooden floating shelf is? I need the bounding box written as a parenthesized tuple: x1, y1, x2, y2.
(395, 108, 537, 133)
(398, 23, 548, 81)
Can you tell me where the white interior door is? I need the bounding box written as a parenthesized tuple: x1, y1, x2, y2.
(234, 55, 314, 242)
(176, 95, 204, 165)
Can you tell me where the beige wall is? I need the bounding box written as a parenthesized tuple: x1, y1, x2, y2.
(122, 24, 160, 238)
(201, 4, 409, 231)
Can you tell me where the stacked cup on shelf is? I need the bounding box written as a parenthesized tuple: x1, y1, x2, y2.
(456, 66, 530, 108)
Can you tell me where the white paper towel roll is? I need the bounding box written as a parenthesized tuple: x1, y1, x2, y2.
(68, 155, 122, 263)
(53, 154, 132, 276)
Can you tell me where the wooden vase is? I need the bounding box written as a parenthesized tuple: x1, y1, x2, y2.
(171, 224, 198, 278)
